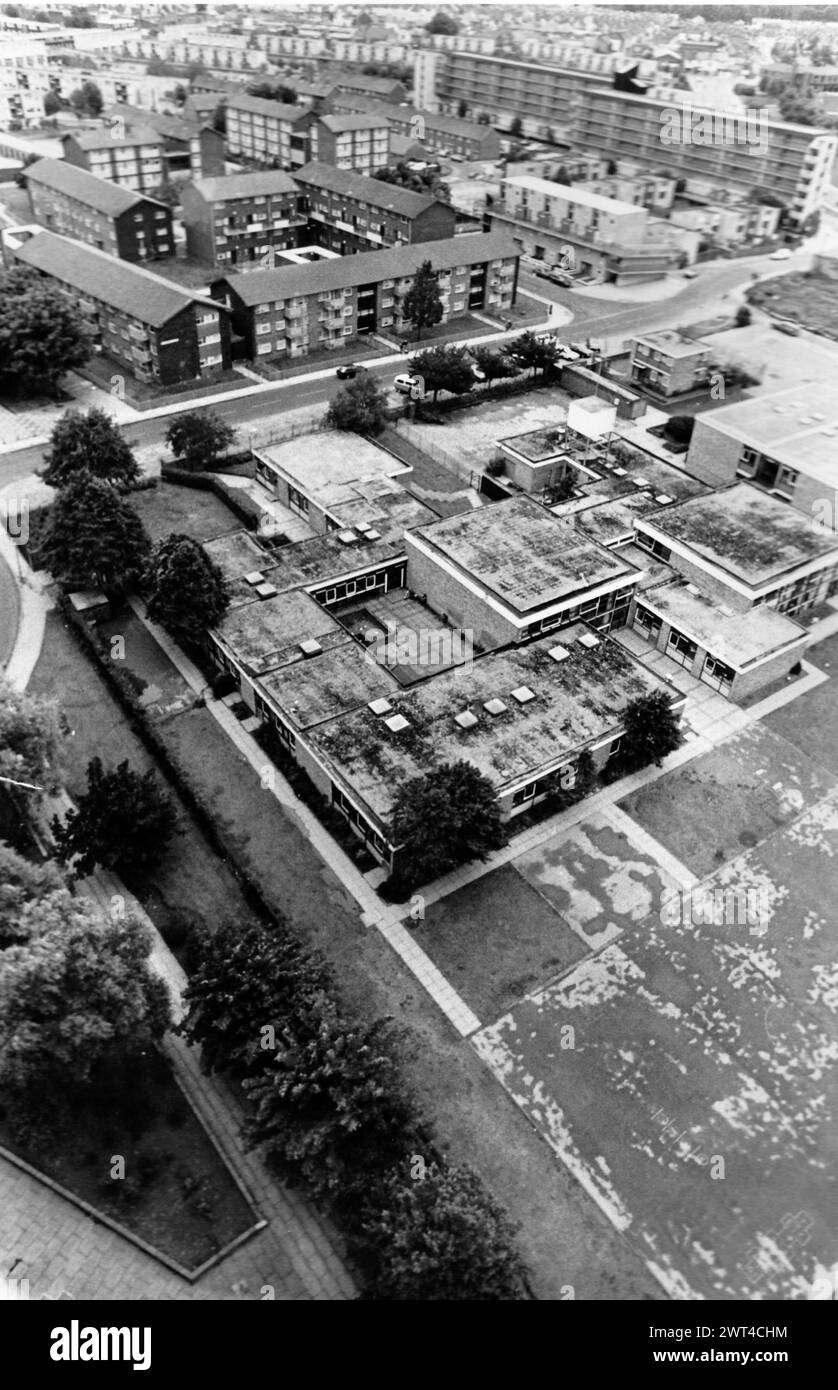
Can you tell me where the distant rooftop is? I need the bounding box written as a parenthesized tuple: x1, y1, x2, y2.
(226, 92, 303, 121)
(633, 328, 711, 358)
(25, 156, 163, 216)
(320, 112, 389, 133)
(503, 173, 642, 217)
(639, 578, 805, 669)
(410, 495, 635, 615)
(64, 127, 164, 151)
(255, 431, 411, 513)
(296, 161, 439, 218)
(640, 482, 838, 588)
(192, 169, 299, 202)
(692, 379, 838, 488)
(307, 626, 682, 825)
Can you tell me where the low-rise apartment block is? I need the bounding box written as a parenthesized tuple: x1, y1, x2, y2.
(180, 170, 308, 267)
(225, 93, 303, 167)
(669, 198, 781, 247)
(61, 129, 165, 195)
(295, 161, 457, 253)
(25, 158, 174, 263)
(104, 105, 226, 181)
(211, 231, 519, 362)
(491, 174, 681, 284)
(630, 330, 715, 398)
(330, 92, 502, 161)
(301, 113, 390, 176)
(13, 229, 231, 386)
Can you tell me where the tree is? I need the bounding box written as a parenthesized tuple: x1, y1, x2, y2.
(735, 305, 752, 327)
(172, 83, 188, 105)
(401, 260, 444, 341)
(326, 374, 389, 436)
(0, 903, 170, 1094)
(426, 10, 459, 35)
(152, 179, 180, 209)
(212, 103, 226, 136)
(0, 678, 64, 801)
(244, 1001, 417, 1202)
(52, 757, 177, 880)
(14, 151, 39, 187)
(0, 267, 91, 397)
(358, 1161, 528, 1300)
(608, 692, 682, 779)
(391, 761, 506, 889)
(663, 414, 695, 445)
(43, 91, 61, 116)
(0, 841, 65, 948)
(42, 407, 140, 489)
(247, 80, 296, 104)
(146, 534, 230, 646)
(509, 116, 524, 139)
(552, 165, 571, 185)
(38, 473, 151, 594)
(165, 409, 235, 470)
(374, 161, 450, 201)
(457, 99, 469, 118)
(408, 345, 474, 401)
(180, 919, 332, 1078)
(472, 345, 519, 383)
(81, 79, 102, 115)
(606, 158, 618, 175)
(504, 331, 558, 377)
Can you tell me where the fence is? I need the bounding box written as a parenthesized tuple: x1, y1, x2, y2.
(395, 421, 473, 486)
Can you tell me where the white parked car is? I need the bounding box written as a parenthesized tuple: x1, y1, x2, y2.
(770, 247, 792, 260)
(393, 373, 423, 396)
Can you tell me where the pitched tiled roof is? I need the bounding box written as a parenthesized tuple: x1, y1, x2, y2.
(103, 103, 202, 142)
(25, 157, 164, 216)
(216, 231, 519, 307)
(296, 161, 438, 218)
(64, 127, 165, 151)
(319, 113, 389, 134)
(226, 93, 304, 121)
(192, 169, 299, 202)
(15, 230, 224, 328)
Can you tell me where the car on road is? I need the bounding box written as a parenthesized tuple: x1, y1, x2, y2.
(770, 247, 792, 260)
(773, 320, 800, 335)
(682, 268, 699, 278)
(534, 266, 574, 287)
(335, 363, 367, 379)
(393, 372, 423, 396)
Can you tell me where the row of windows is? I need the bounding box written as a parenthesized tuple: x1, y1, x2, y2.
(332, 784, 387, 856)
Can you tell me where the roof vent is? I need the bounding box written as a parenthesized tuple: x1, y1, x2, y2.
(256, 582, 278, 598)
(368, 697, 393, 716)
(655, 493, 673, 504)
(811, 413, 826, 421)
(337, 529, 358, 544)
(510, 685, 536, 704)
(384, 713, 410, 733)
(483, 697, 507, 716)
(299, 638, 322, 657)
(799, 416, 815, 425)
(686, 583, 699, 595)
(634, 477, 650, 488)
(548, 645, 570, 662)
(365, 528, 382, 541)
(244, 570, 265, 586)
(613, 466, 627, 477)
(772, 405, 788, 414)
(577, 632, 600, 649)
(454, 709, 479, 730)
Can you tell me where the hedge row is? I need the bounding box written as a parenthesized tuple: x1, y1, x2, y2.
(56, 595, 532, 1298)
(160, 466, 265, 532)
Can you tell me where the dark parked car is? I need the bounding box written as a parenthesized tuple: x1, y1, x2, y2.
(335, 363, 367, 379)
(772, 321, 800, 336)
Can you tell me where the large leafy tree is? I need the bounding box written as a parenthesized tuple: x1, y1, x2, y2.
(146, 534, 230, 646)
(408, 345, 475, 401)
(0, 903, 171, 1093)
(38, 473, 151, 593)
(180, 918, 333, 1078)
(326, 374, 389, 436)
(0, 841, 65, 948)
(373, 162, 450, 201)
(472, 345, 519, 383)
(610, 691, 683, 778)
(0, 677, 64, 801)
(0, 267, 91, 398)
(52, 757, 177, 880)
(401, 260, 444, 341)
(243, 1001, 418, 1202)
(391, 760, 506, 888)
(42, 407, 140, 490)
(165, 409, 235, 471)
(358, 1161, 528, 1300)
(426, 10, 458, 34)
(504, 331, 558, 377)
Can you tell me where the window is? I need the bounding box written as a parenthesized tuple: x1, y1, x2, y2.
(288, 486, 309, 513)
(667, 628, 697, 667)
(256, 343, 272, 355)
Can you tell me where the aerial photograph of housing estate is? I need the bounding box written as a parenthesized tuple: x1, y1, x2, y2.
(1, 0, 838, 1335)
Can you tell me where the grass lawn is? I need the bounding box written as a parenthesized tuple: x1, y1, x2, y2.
(0, 1050, 256, 1271)
(617, 722, 836, 878)
(131, 480, 242, 546)
(97, 608, 196, 719)
(748, 271, 838, 338)
(416, 865, 588, 1020)
(28, 611, 257, 944)
(762, 632, 838, 774)
(148, 256, 213, 293)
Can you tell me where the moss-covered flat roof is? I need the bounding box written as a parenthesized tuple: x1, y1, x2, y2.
(307, 625, 682, 825)
(203, 531, 278, 608)
(640, 579, 806, 668)
(411, 495, 634, 614)
(214, 589, 348, 675)
(641, 483, 838, 587)
(261, 642, 400, 731)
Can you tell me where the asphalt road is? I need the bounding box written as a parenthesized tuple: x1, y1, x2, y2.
(0, 246, 809, 491)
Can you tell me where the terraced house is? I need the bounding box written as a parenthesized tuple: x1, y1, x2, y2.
(25, 158, 173, 263)
(180, 170, 309, 267)
(295, 161, 457, 254)
(211, 231, 519, 362)
(13, 230, 231, 386)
